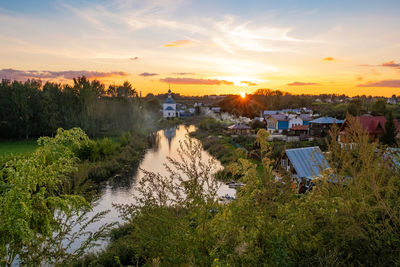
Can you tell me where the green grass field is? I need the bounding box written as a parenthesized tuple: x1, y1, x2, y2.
(0, 139, 38, 157)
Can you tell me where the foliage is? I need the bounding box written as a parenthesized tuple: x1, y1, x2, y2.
(87, 119, 400, 266)
(0, 128, 113, 266)
(250, 119, 266, 130)
(198, 117, 225, 132)
(110, 137, 222, 266)
(381, 111, 397, 146)
(0, 77, 141, 138)
(371, 99, 388, 116)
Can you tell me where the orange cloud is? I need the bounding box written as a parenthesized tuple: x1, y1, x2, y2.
(382, 60, 400, 68)
(240, 81, 258, 86)
(287, 81, 320, 86)
(323, 57, 335, 61)
(160, 77, 233, 85)
(358, 79, 400, 88)
(139, 72, 158, 77)
(163, 40, 194, 47)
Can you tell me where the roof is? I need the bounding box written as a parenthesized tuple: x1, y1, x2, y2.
(357, 115, 400, 134)
(164, 97, 176, 104)
(310, 117, 344, 124)
(263, 110, 280, 116)
(300, 114, 313, 121)
(269, 114, 288, 121)
(228, 124, 251, 130)
(165, 106, 175, 110)
(281, 108, 300, 113)
(290, 125, 309, 131)
(285, 146, 329, 179)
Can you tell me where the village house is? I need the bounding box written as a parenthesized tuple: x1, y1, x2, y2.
(339, 114, 400, 142)
(288, 115, 303, 129)
(228, 123, 251, 135)
(162, 89, 178, 118)
(279, 146, 330, 181)
(309, 117, 344, 137)
(300, 114, 313, 125)
(289, 125, 309, 138)
(266, 114, 289, 133)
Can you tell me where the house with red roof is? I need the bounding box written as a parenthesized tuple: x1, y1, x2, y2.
(340, 114, 400, 142)
(290, 124, 309, 134)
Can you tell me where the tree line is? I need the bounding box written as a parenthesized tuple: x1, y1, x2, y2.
(0, 77, 146, 139)
(218, 88, 400, 119)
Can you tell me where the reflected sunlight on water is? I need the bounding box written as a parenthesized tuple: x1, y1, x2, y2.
(71, 125, 235, 251)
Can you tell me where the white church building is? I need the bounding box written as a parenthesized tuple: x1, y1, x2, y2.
(163, 89, 178, 118)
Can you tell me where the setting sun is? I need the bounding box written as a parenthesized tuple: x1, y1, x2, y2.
(239, 91, 246, 98)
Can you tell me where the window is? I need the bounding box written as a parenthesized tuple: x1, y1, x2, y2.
(281, 159, 288, 168)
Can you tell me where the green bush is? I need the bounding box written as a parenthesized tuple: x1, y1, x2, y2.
(199, 117, 224, 131)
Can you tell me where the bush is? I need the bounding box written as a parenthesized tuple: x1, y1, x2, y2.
(199, 117, 224, 131)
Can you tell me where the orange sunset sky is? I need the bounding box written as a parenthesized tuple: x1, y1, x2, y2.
(0, 0, 399, 97)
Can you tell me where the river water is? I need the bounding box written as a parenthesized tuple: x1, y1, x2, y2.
(73, 125, 235, 251)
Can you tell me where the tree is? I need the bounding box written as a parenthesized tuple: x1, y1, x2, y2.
(0, 128, 113, 266)
(371, 99, 388, 116)
(381, 111, 397, 146)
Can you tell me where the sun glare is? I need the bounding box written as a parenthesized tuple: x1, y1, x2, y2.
(239, 91, 246, 98)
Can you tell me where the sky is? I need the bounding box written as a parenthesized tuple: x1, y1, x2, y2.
(0, 0, 399, 97)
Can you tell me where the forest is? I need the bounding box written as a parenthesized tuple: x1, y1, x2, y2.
(0, 77, 161, 139)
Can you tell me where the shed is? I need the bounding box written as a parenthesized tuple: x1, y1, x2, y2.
(280, 146, 330, 180)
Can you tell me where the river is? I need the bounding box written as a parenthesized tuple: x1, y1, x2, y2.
(73, 124, 235, 251)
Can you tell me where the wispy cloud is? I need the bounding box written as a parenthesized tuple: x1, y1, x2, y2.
(163, 40, 194, 47)
(240, 81, 258, 86)
(0, 68, 127, 80)
(213, 16, 307, 53)
(172, 72, 196, 75)
(357, 79, 400, 88)
(139, 72, 158, 77)
(323, 57, 335, 61)
(160, 77, 233, 85)
(287, 81, 320, 86)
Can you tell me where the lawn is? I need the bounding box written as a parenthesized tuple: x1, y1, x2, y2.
(0, 139, 38, 157)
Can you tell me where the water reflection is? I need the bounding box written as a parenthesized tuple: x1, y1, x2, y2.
(76, 125, 235, 250)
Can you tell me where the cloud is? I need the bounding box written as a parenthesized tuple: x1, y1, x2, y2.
(129, 57, 139, 60)
(160, 77, 233, 85)
(172, 72, 196, 75)
(240, 81, 258, 86)
(323, 57, 335, 61)
(0, 68, 127, 80)
(213, 16, 308, 54)
(287, 81, 320, 86)
(163, 40, 194, 47)
(382, 60, 400, 68)
(357, 80, 400, 88)
(139, 72, 158, 77)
